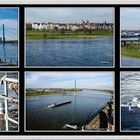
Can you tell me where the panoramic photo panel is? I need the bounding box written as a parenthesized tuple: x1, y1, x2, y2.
(0, 72, 19, 131)
(0, 8, 19, 66)
(25, 7, 114, 67)
(121, 8, 140, 67)
(121, 72, 140, 131)
(25, 72, 114, 131)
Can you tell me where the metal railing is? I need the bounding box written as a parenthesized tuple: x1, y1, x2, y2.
(0, 58, 18, 66)
(0, 74, 19, 131)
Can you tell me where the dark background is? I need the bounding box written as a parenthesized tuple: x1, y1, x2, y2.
(0, 4, 139, 135)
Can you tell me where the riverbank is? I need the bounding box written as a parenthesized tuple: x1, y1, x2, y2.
(121, 47, 140, 59)
(26, 89, 83, 96)
(26, 30, 113, 40)
(84, 101, 114, 131)
(92, 89, 113, 95)
(26, 89, 113, 96)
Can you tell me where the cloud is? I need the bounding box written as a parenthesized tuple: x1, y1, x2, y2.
(48, 8, 72, 17)
(121, 8, 140, 30)
(25, 72, 114, 89)
(26, 8, 114, 23)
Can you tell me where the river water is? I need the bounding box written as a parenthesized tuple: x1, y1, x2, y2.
(0, 43, 18, 65)
(26, 38, 113, 67)
(26, 90, 112, 130)
(121, 72, 140, 130)
(121, 56, 140, 67)
(121, 72, 140, 105)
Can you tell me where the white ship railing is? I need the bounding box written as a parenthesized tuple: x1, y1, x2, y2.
(0, 74, 19, 131)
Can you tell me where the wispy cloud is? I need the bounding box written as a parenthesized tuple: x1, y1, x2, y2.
(25, 72, 114, 90)
(48, 8, 72, 17)
(26, 8, 114, 23)
(121, 8, 140, 30)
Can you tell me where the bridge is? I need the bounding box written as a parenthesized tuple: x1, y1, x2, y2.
(0, 24, 18, 66)
(121, 36, 140, 47)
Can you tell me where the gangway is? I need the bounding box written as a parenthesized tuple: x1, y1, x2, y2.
(0, 74, 19, 131)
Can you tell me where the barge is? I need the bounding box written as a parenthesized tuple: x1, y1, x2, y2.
(48, 100, 72, 108)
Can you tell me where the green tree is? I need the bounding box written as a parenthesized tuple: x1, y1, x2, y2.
(26, 23, 32, 30)
(43, 32, 47, 39)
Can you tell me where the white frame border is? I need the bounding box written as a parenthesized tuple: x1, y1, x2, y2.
(24, 7, 115, 68)
(0, 71, 19, 132)
(0, 7, 20, 68)
(120, 71, 140, 132)
(120, 7, 140, 68)
(24, 71, 115, 132)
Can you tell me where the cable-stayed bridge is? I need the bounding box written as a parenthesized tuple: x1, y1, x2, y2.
(0, 24, 18, 66)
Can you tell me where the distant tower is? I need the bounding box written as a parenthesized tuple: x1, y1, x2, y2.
(3, 24, 5, 44)
(74, 80, 76, 96)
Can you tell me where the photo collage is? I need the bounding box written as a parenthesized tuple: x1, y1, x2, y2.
(0, 6, 139, 135)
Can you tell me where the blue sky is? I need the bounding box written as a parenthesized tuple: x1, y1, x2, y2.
(0, 8, 18, 40)
(25, 72, 114, 90)
(121, 8, 140, 30)
(26, 8, 114, 23)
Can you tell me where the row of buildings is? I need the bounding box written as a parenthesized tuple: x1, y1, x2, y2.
(26, 21, 113, 31)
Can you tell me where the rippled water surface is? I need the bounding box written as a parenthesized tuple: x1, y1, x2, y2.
(121, 56, 140, 67)
(26, 38, 113, 66)
(26, 90, 112, 130)
(121, 72, 140, 105)
(0, 43, 18, 65)
(121, 72, 140, 130)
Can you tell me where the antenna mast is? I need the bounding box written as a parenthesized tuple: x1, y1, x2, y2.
(3, 24, 5, 44)
(75, 80, 76, 92)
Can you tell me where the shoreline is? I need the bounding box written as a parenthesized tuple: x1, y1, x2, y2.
(121, 55, 140, 60)
(26, 90, 82, 97)
(121, 47, 140, 59)
(26, 89, 113, 97)
(26, 36, 113, 41)
(26, 30, 113, 41)
(83, 101, 113, 131)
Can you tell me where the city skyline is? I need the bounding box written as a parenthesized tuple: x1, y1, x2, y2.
(0, 8, 18, 41)
(26, 8, 114, 23)
(25, 72, 114, 90)
(121, 8, 140, 30)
